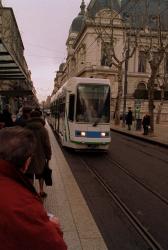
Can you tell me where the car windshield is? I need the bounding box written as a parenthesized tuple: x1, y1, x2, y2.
(76, 84, 110, 124)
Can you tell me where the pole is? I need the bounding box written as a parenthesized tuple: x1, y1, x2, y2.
(122, 39, 129, 127)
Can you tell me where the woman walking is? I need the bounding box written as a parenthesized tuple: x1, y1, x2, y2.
(26, 110, 51, 198)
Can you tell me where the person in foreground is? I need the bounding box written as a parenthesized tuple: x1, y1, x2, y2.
(0, 127, 67, 250)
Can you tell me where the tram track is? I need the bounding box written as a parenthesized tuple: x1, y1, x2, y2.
(113, 135, 168, 165)
(79, 156, 165, 250)
(55, 128, 168, 249)
(104, 155, 168, 207)
(123, 142, 168, 165)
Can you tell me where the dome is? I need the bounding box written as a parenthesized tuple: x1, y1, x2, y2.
(87, 0, 121, 17)
(59, 63, 65, 72)
(69, 15, 85, 34)
(69, 0, 86, 34)
(121, 0, 168, 30)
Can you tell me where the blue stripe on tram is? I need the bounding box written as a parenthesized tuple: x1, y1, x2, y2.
(75, 131, 102, 138)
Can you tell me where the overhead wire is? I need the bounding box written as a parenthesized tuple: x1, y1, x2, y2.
(25, 42, 66, 55)
(79, 0, 168, 57)
(76, 0, 136, 56)
(55, 0, 168, 84)
(63, 0, 138, 78)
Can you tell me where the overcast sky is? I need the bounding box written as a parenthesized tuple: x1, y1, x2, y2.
(3, 0, 90, 101)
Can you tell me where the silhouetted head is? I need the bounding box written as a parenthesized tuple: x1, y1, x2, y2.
(0, 126, 36, 170)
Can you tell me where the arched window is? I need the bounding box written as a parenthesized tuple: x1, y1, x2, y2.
(137, 82, 146, 90)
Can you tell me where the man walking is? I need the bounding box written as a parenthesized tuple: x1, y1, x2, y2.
(126, 107, 133, 130)
(142, 113, 150, 135)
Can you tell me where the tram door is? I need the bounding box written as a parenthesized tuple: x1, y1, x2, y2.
(68, 94, 75, 140)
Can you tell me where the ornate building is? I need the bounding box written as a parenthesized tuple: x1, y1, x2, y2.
(53, 0, 168, 121)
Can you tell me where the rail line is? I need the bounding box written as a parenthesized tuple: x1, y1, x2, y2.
(105, 155, 168, 207)
(120, 138, 168, 165)
(79, 156, 165, 250)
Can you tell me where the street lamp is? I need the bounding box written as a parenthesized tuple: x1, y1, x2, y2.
(122, 35, 130, 127)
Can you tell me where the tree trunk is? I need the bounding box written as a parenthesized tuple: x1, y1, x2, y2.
(114, 65, 123, 125)
(156, 88, 165, 124)
(148, 70, 157, 134)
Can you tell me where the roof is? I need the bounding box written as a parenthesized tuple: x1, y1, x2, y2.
(0, 40, 27, 81)
(69, 15, 85, 34)
(121, 0, 168, 30)
(69, 0, 86, 34)
(87, 0, 121, 17)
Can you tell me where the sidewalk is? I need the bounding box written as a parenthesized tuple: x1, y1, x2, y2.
(43, 123, 108, 250)
(111, 121, 168, 147)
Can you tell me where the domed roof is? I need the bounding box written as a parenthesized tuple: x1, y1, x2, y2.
(121, 0, 168, 30)
(59, 63, 65, 72)
(69, 0, 86, 34)
(87, 0, 121, 17)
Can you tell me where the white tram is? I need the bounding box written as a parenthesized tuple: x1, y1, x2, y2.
(50, 77, 111, 150)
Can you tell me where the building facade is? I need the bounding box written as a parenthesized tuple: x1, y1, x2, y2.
(53, 0, 168, 121)
(0, 4, 37, 113)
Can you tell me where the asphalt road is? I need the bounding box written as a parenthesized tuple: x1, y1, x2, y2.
(60, 131, 168, 250)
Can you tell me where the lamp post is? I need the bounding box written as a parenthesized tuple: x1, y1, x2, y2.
(122, 36, 130, 127)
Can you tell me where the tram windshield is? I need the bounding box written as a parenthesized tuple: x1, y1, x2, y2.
(76, 84, 110, 124)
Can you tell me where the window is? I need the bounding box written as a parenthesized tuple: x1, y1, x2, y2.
(138, 51, 146, 73)
(101, 42, 113, 67)
(137, 82, 146, 90)
(76, 84, 110, 124)
(68, 94, 75, 121)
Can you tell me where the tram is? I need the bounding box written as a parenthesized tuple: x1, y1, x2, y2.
(50, 77, 111, 150)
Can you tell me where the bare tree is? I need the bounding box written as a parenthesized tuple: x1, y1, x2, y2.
(156, 72, 168, 124)
(138, 14, 168, 133)
(111, 31, 137, 125)
(88, 10, 137, 125)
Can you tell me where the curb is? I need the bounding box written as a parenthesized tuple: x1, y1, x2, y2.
(111, 128, 168, 149)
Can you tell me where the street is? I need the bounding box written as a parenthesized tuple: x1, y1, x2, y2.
(61, 131, 168, 250)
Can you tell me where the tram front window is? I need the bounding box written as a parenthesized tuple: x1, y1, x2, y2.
(76, 84, 110, 124)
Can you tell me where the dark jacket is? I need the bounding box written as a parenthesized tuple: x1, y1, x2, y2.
(142, 115, 150, 127)
(2, 110, 13, 127)
(26, 117, 51, 176)
(0, 160, 67, 250)
(126, 110, 133, 125)
(15, 113, 45, 127)
(0, 113, 5, 129)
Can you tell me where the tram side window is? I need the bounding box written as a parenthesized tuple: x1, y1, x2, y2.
(68, 94, 75, 121)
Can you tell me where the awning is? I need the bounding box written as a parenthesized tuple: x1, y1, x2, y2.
(0, 90, 33, 97)
(0, 40, 26, 80)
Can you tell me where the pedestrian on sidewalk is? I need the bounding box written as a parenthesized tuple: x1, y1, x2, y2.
(142, 113, 150, 135)
(0, 112, 5, 129)
(15, 106, 32, 127)
(126, 107, 133, 130)
(25, 110, 51, 198)
(0, 127, 67, 250)
(2, 104, 13, 127)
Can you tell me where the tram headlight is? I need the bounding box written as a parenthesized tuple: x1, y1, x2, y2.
(75, 131, 86, 137)
(101, 132, 109, 137)
(81, 131, 86, 137)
